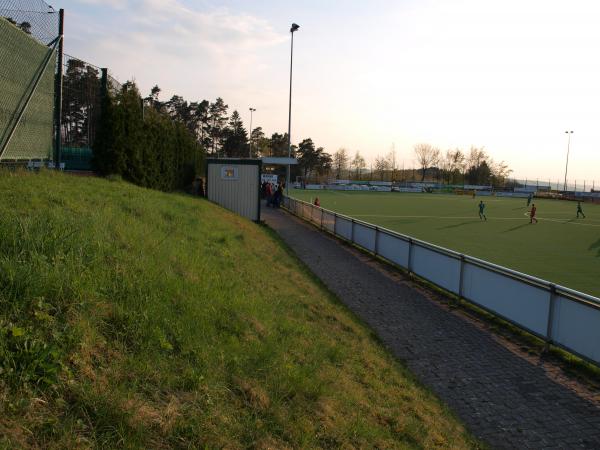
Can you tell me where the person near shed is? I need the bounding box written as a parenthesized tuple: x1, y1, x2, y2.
(266, 182, 273, 207)
(275, 184, 283, 208)
(260, 181, 267, 199)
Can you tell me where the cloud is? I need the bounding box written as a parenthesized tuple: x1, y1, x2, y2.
(78, 0, 125, 9)
(66, 0, 286, 100)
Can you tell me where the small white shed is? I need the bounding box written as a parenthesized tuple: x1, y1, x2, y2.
(206, 158, 262, 222)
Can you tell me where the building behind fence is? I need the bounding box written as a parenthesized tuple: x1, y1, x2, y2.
(0, 0, 121, 170)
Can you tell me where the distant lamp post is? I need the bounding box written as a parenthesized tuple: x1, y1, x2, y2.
(286, 22, 300, 195)
(563, 130, 574, 191)
(249, 107, 256, 158)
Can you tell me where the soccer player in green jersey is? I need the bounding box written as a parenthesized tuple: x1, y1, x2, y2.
(577, 201, 586, 219)
(478, 200, 487, 221)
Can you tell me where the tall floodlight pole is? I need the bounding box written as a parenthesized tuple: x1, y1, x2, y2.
(563, 130, 574, 191)
(286, 23, 300, 195)
(248, 107, 256, 158)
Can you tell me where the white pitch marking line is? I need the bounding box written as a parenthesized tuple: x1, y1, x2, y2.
(346, 213, 600, 227)
(353, 214, 521, 220)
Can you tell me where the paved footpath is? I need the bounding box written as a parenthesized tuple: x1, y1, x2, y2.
(263, 206, 600, 450)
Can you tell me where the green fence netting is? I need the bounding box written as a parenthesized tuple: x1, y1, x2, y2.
(0, 15, 56, 161)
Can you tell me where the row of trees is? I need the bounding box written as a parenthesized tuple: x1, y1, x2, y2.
(93, 83, 202, 191)
(322, 145, 512, 186)
(411, 144, 511, 185)
(144, 88, 335, 182)
(145, 88, 296, 159)
(106, 85, 513, 188)
(92, 84, 334, 189)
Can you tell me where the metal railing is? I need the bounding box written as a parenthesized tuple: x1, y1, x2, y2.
(283, 196, 600, 367)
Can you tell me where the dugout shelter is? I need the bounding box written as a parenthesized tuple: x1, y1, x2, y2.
(206, 158, 262, 222)
(206, 157, 298, 222)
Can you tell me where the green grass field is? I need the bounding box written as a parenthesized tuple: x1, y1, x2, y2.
(0, 171, 479, 449)
(291, 189, 600, 298)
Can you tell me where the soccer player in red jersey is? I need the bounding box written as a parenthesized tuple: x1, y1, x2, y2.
(530, 203, 538, 224)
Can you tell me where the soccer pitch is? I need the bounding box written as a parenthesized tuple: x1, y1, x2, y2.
(290, 190, 600, 298)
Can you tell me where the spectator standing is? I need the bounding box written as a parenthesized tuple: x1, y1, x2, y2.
(266, 182, 273, 207)
(274, 183, 284, 208)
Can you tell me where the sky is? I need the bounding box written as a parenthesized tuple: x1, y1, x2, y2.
(55, 0, 600, 183)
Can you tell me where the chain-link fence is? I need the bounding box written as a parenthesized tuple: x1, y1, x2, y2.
(60, 61, 125, 170)
(60, 54, 102, 170)
(0, 0, 59, 162)
(0, 0, 124, 169)
(0, 0, 58, 45)
(106, 70, 122, 97)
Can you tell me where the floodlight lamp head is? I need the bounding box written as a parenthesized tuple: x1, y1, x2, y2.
(291, 23, 300, 33)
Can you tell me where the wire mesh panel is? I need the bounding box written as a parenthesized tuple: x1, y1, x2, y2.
(60, 54, 102, 169)
(107, 71, 122, 96)
(0, 4, 57, 161)
(0, 0, 59, 46)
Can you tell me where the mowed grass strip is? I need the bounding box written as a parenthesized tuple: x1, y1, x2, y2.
(292, 190, 600, 297)
(0, 171, 479, 449)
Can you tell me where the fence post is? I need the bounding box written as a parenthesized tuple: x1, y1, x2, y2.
(545, 284, 557, 352)
(407, 238, 413, 274)
(320, 208, 324, 230)
(374, 227, 379, 256)
(101, 68, 108, 96)
(53, 9, 65, 167)
(333, 213, 338, 236)
(458, 254, 466, 303)
(351, 219, 355, 242)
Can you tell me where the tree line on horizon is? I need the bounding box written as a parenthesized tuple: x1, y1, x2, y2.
(136, 86, 335, 185)
(306, 145, 512, 187)
(139, 87, 513, 186)
(93, 79, 512, 190)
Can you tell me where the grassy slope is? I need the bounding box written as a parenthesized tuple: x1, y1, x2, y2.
(292, 190, 600, 297)
(0, 171, 478, 449)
